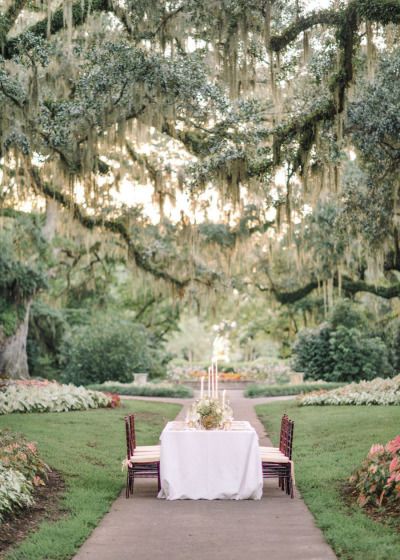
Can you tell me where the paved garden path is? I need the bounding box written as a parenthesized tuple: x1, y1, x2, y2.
(73, 392, 336, 560)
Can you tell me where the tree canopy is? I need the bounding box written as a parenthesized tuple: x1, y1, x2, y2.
(1, 0, 400, 378)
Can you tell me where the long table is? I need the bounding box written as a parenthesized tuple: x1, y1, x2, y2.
(158, 420, 263, 500)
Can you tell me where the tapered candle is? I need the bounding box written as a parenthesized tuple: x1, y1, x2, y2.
(215, 359, 218, 397)
(200, 376, 204, 399)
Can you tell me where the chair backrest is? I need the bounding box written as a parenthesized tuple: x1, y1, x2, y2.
(282, 419, 294, 459)
(279, 414, 289, 453)
(124, 415, 136, 459)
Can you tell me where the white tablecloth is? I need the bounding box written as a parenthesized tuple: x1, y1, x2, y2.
(158, 421, 263, 500)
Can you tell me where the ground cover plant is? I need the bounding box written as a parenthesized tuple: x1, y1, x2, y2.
(350, 436, 400, 521)
(0, 381, 112, 414)
(0, 429, 49, 524)
(87, 382, 193, 399)
(299, 375, 400, 406)
(0, 400, 180, 560)
(245, 382, 344, 398)
(256, 400, 400, 560)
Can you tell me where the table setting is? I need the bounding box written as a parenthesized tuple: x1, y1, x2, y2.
(157, 360, 263, 500)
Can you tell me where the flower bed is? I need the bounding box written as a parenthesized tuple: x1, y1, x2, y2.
(0, 429, 49, 523)
(0, 380, 112, 414)
(350, 435, 400, 516)
(298, 375, 400, 406)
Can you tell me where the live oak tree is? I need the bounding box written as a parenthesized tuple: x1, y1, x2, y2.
(1, 0, 400, 376)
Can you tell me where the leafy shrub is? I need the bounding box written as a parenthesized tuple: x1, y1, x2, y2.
(245, 382, 344, 398)
(292, 325, 335, 381)
(330, 326, 392, 382)
(87, 382, 193, 398)
(0, 465, 33, 523)
(61, 318, 168, 385)
(0, 429, 50, 523)
(27, 301, 66, 379)
(350, 436, 400, 513)
(0, 429, 49, 485)
(292, 300, 393, 382)
(299, 375, 400, 406)
(0, 380, 111, 414)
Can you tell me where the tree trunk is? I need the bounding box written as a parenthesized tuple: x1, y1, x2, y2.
(0, 301, 31, 379)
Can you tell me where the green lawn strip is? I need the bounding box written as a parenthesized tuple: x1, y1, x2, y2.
(0, 400, 180, 560)
(87, 382, 193, 398)
(245, 382, 344, 398)
(256, 401, 400, 560)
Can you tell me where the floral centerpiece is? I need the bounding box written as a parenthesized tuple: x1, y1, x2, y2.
(186, 397, 233, 430)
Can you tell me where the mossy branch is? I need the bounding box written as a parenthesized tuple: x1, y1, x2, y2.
(3, 0, 109, 59)
(262, 275, 400, 304)
(27, 164, 191, 291)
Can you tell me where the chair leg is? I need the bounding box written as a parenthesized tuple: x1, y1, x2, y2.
(126, 472, 130, 499)
(157, 464, 161, 492)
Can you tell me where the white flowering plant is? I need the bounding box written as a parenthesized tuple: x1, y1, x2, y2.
(298, 375, 400, 406)
(0, 381, 111, 415)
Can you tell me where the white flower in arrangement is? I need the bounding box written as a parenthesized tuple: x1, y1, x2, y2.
(185, 395, 233, 430)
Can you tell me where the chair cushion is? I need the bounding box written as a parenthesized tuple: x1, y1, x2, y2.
(260, 452, 289, 463)
(130, 453, 160, 463)
(136, 445, 160, 452)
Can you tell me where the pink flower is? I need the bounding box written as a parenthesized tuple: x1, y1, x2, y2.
(386, 435, 400, 454)
(389, 457, 399, 473)
(368, 444, 385, 457)
(368, 464, 378, 474)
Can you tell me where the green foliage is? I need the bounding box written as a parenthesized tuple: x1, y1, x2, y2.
(292, 325, 335, 380)
(0, 300, 25, 337)
(86, 382, 193, 398)
(292, 300, 393, 382)
(244, 382, 344, 398)
(27, 301, 66, 379)
(0, 253, 46, 303)
(61, 317, 168, 385)
(330, 326, 391, 382)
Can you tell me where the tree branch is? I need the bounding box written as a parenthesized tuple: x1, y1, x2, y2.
(263, 275, 400, 304)
(3, 0, 109, 59)
(269, 9, 340, 52)
(27, 163, 191, 291)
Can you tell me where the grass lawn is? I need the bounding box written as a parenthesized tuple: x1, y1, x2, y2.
(0, 399, 181, 560)
(256, 401, 400, 560)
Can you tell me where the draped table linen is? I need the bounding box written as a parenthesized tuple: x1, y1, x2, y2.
(158, 421, 263, 500)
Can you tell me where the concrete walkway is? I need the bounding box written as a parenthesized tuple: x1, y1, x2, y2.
(74, 392, 336, 560)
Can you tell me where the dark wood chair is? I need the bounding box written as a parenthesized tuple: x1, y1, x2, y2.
(259, 413, 289, 455)
(260, 418, 295, 498)
(126, 414, 160, 453)
(124, 415, 161, 498)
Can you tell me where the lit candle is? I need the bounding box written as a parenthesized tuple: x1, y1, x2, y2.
(200, 376, 204, 399)
(215, 359, 218, 398)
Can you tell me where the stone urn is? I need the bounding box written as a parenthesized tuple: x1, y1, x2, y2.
(133, 373, 148, 385)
